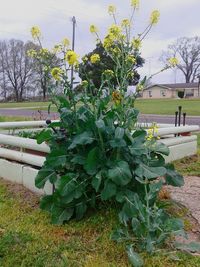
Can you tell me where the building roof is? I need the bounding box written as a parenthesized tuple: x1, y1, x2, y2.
(145, 82, 199, 90)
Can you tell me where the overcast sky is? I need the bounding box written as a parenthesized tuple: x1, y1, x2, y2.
(0, 0, 200, 83)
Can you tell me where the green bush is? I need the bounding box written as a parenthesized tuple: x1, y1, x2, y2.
(28, 2, 186, 266)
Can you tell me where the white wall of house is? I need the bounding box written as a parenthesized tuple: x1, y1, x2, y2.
(142, 86, 174, 99)
(142, 85, 199, 99)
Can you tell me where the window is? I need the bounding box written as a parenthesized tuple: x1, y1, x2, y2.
(161, 90, 166, 97)
(148, 91, 152, 97)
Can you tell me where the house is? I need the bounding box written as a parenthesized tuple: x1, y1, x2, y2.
(142, 83, 200, 99)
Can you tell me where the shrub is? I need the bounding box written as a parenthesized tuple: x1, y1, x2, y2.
(29, 1, 184, 266)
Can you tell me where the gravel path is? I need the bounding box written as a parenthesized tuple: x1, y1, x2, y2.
(168, 176, 200, 225)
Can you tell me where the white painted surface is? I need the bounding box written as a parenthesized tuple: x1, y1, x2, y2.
(156, 125, 199, 137)
(165, 141, 197, 162)
(0, 134, 50, 153)
(0, 147, 45, 167)
(0, 158, 53, 195)
(22, 166, 43, 194)
(159, 135, 197, 147)
(0, 159, 23, 184)
(0, 120, 58, 129)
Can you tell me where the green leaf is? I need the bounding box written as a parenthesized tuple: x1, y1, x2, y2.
(121, 201, 138, 219)
(111, 228, 130, 242)
(152, 142, 170, 156)
(115, 127, 124, 139)
(148, 180, 163, 201)
(165, 164, 184, 187)
(68, 131, 95, 149)
(37, 129, 52, 144)
(131, 218, 140, 232)
(35, 168, 57, 188)
(71, 155, 86, 165)
(95, 119, 105, 130)
(175, 242, 200, 253)
(148, 154, 165, 167)
(46, 151, 67, 167)
(126, 245, 143, 267)
(129, 143, 147, 156)
(84, 147, 101, 175)
(92, 172, 102, 192)
(101, 180, 117, 200)
(39, 195, 54, 212)
(108, 161, 132, 186)
(135, 164, 166, 179)
(132, 129, 146, 142)
(51, 206, 74, 224)
(75, 202, 87, 220)
(58, 174, 77, 197)
(109, 139, 127, 148)
(56, 95, 70, 108)
(165, 218, 184, 232)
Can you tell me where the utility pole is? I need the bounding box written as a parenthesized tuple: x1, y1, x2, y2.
(70, 16, 76, 90)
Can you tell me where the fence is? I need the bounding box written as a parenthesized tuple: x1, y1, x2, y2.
(0, 121, 199, 194)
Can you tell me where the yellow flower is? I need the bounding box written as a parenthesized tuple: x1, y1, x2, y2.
(126, 55, 136, 64)
(121, 19, 131, 28)
(90, 25, 98, 33)
(62, 38, 70, 47)
(103, 69, 114, 77)
(65, 50, 79, 65)
(146, 123, 159, 141)
(31, 26, 41, 40)
(81, 80, 88, 87)
(136, 83, 144, 92)
(150, 10, 160, 25)
(27, 49, 37, 58)
(108, 24, 121, 37)
(103, 34, 114, 49)
(52, 44, 62, 53)
(51, 67, 63, 81)
(131, 0, 139, 9)
(110, 47, 121, 56)
(112, 90, 122, 105)
(132, 38, 142, 49)
(168, 57, 179, 67)
(39, 48, 49, 56)
(90, 54, 100, 64)
(82, 56, 88, 62)
(108, 5, 116, 15)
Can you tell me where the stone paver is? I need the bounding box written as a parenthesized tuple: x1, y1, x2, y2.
(168, 176, 200, 225)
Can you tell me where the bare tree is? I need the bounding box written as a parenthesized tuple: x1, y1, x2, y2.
(0, 39, 36, 101)
(31, 48, 61, 100)
(161, 37, 200, 83)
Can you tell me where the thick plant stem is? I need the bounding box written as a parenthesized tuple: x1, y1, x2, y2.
(144, 179, 150, 230)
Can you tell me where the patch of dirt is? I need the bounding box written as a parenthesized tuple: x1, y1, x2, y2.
(0, 178, 40, 208)
(167, 176, 200, 255)
(168, 176, 200, 224)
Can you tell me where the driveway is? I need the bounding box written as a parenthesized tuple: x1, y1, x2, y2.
(0, 108, 200, 126)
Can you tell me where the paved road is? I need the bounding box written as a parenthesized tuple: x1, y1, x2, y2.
(0, 108, 200, 126)
(139, 114, 200, 126)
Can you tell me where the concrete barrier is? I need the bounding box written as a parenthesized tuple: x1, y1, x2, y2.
(0, 121, 199, 194)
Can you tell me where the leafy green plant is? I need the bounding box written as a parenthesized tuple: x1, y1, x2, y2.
(29, 1, 184, 266)
(18, 130, 41, 139)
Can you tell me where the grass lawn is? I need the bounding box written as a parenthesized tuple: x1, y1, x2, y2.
(0, 98, 200, 116)
(0, 101, 50, 109)
(0, 180, 200, 267)
(0, 127, 199, 266)
(0, 116, 32, 122)
(135, 98, 200, 116)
